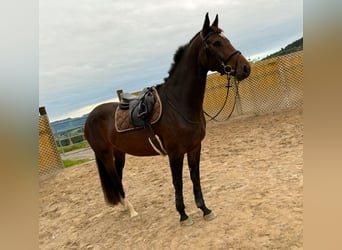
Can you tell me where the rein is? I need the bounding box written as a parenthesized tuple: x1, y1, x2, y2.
(200, 31, 241, 121)
(166, 75, 240, 123)
(203, 75, 240, 121)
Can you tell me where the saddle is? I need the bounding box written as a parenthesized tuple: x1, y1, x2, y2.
(119, 87, 155, 127)
(115, 87, 162, 132)
(115, 87, 167, 155)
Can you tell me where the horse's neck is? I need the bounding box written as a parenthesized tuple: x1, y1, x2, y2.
(165, 42, 208, 120)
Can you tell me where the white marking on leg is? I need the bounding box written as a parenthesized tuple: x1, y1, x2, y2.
(120, 197, 138, 217)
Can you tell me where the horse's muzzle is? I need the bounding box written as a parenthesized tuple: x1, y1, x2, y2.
(235, 62, 251, 81)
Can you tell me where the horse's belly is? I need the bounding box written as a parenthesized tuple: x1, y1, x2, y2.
(112, 130, 160, 156)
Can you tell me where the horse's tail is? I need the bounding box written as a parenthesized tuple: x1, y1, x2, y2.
(95, 156, 124, 205)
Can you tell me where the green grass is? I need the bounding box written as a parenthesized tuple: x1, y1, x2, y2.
(63, 159, 92, 168)
(58, 141, 89, 153)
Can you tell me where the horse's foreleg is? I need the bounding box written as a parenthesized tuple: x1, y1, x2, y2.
(169, 154, 192, 225)
(187, 145, 216, 221)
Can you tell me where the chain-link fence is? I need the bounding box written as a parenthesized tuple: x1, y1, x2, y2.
(39, 107, 64, 177)
(203, 50, 303, 121)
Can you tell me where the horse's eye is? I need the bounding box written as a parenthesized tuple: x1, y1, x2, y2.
(213, 41, 221, 47)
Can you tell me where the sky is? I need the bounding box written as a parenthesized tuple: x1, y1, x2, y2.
(39, 0, 303, 121)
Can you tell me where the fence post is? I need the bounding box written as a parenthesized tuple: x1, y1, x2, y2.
(234, 82, 243, 116)
(278, 57, 290, 108)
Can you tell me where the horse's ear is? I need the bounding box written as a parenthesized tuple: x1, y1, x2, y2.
(202, 12, 211, 35)
(212, 14, 219, 27)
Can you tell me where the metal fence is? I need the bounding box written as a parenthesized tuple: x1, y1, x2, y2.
(50, 117, 87, 154)
(203, 50, 303, 121)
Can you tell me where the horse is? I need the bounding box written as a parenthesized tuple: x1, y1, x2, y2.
(84, 13, 251, 225)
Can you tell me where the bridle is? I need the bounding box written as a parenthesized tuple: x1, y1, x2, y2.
(165, 30, 243, 124)
(200, 31, 242, 121)
(200, 31, 241, 76)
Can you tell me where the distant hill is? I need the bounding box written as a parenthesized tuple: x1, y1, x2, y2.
(262, 37, 303, 60)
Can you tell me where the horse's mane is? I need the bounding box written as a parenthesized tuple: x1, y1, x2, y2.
(155, 27, 223, 90)
(164, 46, 187, 81)
(156, 32, 200, 89)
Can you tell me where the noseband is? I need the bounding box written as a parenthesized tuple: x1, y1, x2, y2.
(200, 31, 241, 75)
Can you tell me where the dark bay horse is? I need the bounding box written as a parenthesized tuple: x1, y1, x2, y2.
(84, 13, 250, 225)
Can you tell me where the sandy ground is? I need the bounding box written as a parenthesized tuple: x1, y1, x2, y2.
(39, 107, 303, 249)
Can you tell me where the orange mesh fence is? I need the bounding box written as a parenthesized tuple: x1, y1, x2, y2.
(39, 107, 64, 177)
(204, 51, 303, 120)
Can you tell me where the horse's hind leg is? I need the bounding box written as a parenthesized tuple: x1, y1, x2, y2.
(94, 150, 124, 206)
(120, 198, 138, 218)
(114, 150, 138, 217)
(187, 145, 216, 221)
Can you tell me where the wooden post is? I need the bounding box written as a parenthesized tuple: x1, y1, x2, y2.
(39, 106, 47, 115)
(117, 89, 123, 101)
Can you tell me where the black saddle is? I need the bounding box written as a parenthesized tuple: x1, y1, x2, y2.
(119, 87, 155, 127)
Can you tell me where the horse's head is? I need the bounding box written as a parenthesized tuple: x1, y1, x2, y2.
(198, 13, 250, 81)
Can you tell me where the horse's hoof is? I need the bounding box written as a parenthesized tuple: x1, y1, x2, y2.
(130, 211, 138, 218)
(180, 218, 194, 226)
(204, 212, 217, 221)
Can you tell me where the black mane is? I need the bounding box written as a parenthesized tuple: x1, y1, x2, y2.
(160, 32, 200, 85)
(163, 45, 187, 82)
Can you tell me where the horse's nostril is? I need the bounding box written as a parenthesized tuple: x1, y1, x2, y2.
(243, 65, 250, 75)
